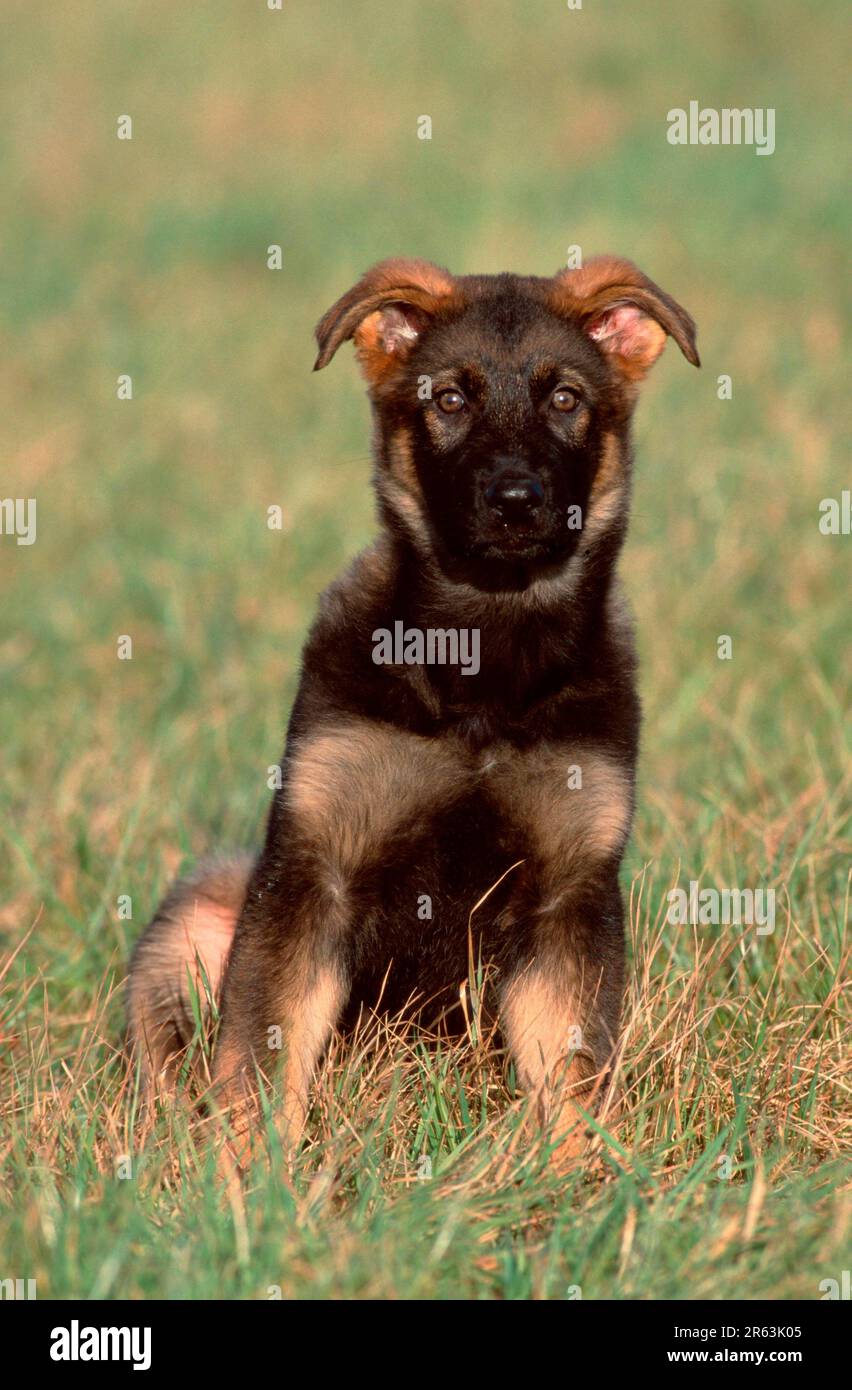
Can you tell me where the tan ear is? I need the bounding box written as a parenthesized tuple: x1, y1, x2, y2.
(550, 255, 699, 380)
(314, 258, 457, 384)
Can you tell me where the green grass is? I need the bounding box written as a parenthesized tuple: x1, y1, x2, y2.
(0, 0, 849, 1299)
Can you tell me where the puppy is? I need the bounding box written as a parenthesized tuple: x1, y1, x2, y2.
(128, 255, 698, 1165)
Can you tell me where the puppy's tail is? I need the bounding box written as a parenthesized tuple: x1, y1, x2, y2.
(127, 851, 254, 1091)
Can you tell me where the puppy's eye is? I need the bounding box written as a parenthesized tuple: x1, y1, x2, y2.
(551, 386, 580, 413)
(436, 389, 466, 414)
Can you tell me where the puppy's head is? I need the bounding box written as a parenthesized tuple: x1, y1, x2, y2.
(315, 256, 698, 582)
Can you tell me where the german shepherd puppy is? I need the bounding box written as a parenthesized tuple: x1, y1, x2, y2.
(128, 255, 698, 1166)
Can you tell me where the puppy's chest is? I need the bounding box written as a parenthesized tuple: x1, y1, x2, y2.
(287, 721, 632, 885)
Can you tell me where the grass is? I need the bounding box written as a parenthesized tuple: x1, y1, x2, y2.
(0, 0, 849, 1299)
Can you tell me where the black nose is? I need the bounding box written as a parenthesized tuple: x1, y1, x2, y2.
(484, 474, 544, 523)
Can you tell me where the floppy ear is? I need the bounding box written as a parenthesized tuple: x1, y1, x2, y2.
(551, 255, 699, 381)
(314, 257, 457, 383)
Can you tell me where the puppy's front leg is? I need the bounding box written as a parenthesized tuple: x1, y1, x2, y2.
(210, 717, 463, 1177)
(211, 860, 349, 1174)
(499, 887, 624, 1166)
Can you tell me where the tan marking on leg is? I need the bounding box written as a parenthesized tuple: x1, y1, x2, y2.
(501, 962, 608, 1168)
(488, 744, 632, 879)
(278, 962, 347, 1144)
(502, 963, 590, 1090)
(287, 720, 466, 873)
(212, 955, 346, 1178)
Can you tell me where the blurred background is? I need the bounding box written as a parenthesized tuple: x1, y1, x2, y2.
(0, 0, 848, 998)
